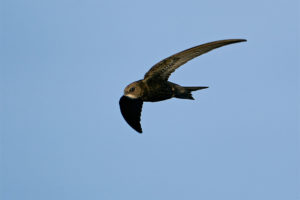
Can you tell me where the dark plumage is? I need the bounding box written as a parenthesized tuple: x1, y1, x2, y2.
(119, 39, 246, 133)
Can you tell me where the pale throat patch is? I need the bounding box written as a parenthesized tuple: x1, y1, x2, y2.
(125, 93, 138, 99)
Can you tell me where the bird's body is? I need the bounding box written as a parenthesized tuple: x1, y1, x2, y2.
(119, 39, 247, 133)
(128, 79, 207, 102)
(140, 79, 174, 102)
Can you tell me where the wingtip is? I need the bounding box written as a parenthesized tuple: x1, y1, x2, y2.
(134, 126, 143, 134)
(236, 39, 247, 42)
(224, 39, 247, 45)
(225, 39, 247, 43)
(135, 126, 143, 134)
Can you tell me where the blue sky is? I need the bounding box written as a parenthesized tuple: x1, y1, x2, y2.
(1, 0, 299, 200)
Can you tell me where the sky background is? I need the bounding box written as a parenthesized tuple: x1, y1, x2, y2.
(1, 0, 299, 200)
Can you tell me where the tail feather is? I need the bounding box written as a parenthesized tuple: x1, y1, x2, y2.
(175, 86, 208, 100)
(184, 86, 209, 91)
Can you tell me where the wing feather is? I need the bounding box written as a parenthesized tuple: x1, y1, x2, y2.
(144, 39, 246, 80)
(119, 96, 143, 133)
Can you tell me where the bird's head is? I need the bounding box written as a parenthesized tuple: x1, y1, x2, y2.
(124, 81, 143, 99)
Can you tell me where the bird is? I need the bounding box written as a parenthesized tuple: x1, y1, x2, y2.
(119, 39, 246, 133)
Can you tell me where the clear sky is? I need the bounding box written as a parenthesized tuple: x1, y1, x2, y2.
(1, 0, 299, 200)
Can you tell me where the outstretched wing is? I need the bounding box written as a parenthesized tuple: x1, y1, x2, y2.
(119, 96, 143, 133)
(144, 39, 246, 81)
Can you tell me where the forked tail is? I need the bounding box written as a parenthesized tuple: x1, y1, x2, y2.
(175, 86, 208, 100)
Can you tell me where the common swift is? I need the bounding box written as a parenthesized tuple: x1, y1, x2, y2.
(119, 39, 246, 133)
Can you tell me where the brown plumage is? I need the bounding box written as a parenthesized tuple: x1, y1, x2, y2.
(119, 39, 246, 133)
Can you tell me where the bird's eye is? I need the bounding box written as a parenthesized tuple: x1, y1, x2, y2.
(129, 87, 135, 92)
